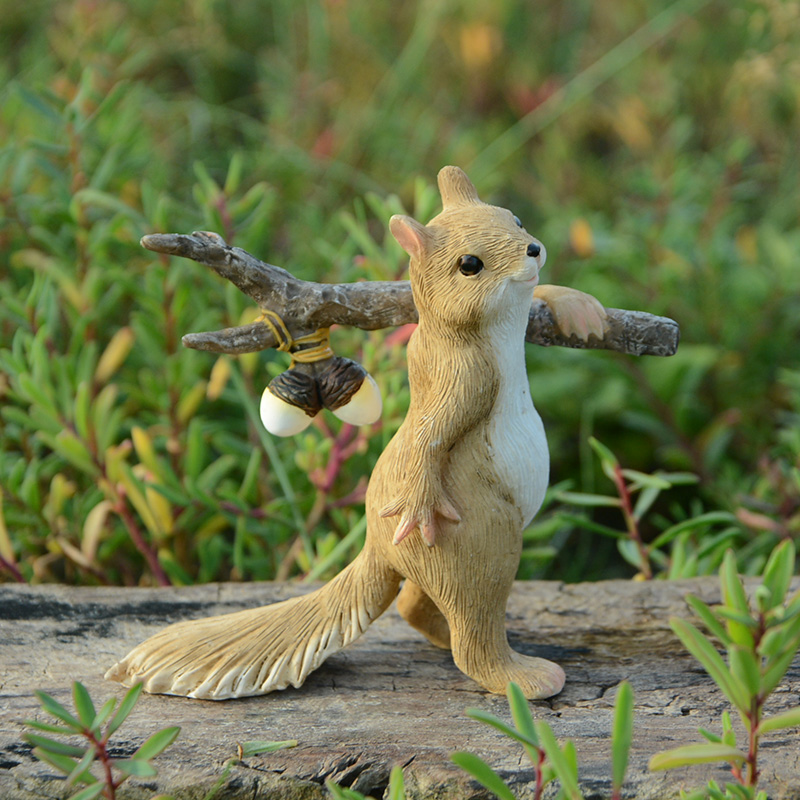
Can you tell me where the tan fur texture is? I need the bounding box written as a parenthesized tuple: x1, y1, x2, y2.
(106, 167, 606, 700)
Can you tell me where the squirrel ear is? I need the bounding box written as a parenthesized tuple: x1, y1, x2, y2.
(390, 215, 429, 260)
(437, 166, 481, 209)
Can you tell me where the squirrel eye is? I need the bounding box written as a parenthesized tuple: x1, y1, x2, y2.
(513, 215, 523, 228)
(458, 254, 484, 276)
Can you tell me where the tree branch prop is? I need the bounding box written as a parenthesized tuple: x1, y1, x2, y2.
(142, 231, 679, 358)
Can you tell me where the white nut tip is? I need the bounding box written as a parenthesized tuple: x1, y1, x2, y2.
(259, 386, 315, 436)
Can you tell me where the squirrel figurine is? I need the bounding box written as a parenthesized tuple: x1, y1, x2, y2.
(106, 167, 607, 700)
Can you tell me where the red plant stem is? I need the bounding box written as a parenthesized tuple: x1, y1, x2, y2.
(533, 747, 546, 800)
(114, 495, 171, 587)
(0, 554, 25, 583)
(612, 463, 652, 579)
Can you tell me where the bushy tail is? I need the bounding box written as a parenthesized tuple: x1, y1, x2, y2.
(105, 550, 399, 699)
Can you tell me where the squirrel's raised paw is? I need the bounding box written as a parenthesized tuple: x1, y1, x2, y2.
(534, 284, 608, 342)
(380, 495, 460, 546)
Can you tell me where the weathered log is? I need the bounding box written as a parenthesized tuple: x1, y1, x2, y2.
(2, 579, 798, 799)
(140, 232, 680, 358)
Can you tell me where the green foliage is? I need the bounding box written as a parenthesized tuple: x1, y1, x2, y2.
(24, 682, 179, 800)
(2, 0, 800, 585)
(553, 436, 756, 580)
(453, 679, 634, 800)
(649, 541, 800, 799)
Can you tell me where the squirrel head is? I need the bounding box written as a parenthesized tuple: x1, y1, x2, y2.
(390, 166, 546, 331)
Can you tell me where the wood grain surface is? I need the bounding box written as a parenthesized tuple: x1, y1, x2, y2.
(1, 579, 798, 799)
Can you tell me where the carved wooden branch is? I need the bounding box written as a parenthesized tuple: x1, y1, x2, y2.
(142, 231, 679, 357)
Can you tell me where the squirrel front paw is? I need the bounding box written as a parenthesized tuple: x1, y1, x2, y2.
(534, 284, 608, 342)
(380, 490, 460, 547)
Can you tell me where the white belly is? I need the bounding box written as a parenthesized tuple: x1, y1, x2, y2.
(486, 313, 549, 526)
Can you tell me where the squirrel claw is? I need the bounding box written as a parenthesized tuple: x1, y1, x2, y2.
(388, 501, 461, 547)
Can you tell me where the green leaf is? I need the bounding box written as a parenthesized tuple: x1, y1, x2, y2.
(107, 682, 143, 735)
(325, 780, 370, 799)
(728, 646, 761, 699)
(66, 749, 96, 786)
(72, 683, 96, 728)
(555, 491, 622, 508)
(239, 739, 297, 757)
(450, 752, 517, 800)
(67, 781, 107, 800)
(112, 757, 158, 777)
(589, 436, 619, 467)
(74, 381, 91, 442)
(506, 680, 542, 764)
(670, 618, 750, 712)
(758, 707, 800, 734)
(618, 538, 647, 571)
(649, 743, 746, 770)
(698, 727, 722, 744)
(632, 484, 661, 521)
(534, 722, 582, 800)
(25, 719, 80, 736)
(90, 697, 117, 733)
(761, 647, 799, 695)
(761, 540, 796, 609)
(465, 708, 540, 751)
(34, 690, 83, 732)
(611, 681, 634, 792)
(621, 469, 672, 491)
(386, 765, 405, 800)
(715, 606, 758, 630)
(720, 551, 754, 647)
(31, 747, 81, 775)
(24, 733, 87, 758)
(134, 726, 181, 760)
(686, 595, 732, 646)
(650, 512, 737, 550)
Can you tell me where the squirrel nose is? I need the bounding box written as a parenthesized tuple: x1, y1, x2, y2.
(527, 242, 541, 258)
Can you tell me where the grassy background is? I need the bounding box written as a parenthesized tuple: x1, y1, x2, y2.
(1, 0, 799, 587)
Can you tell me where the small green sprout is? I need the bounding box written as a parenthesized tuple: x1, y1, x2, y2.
(24, 682, 179, 800)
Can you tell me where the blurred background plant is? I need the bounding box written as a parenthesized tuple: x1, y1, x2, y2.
(1, 0, 799, 587)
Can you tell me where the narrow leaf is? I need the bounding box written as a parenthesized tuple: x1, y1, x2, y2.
(762, 647, 799, 695)
(112, 757, 158, 777)
(25, 719, 80, 736)
(238, 739, 297, 757)
(387, 765, 405, 800)
(133, 726, 180, 760)
(35, 690, 83, 731)
(31, 747, 80, 775)
(67, 783, 105, 800)
(66, 749, 96, 786)
(589, 436, 619, 467)
(556, 491, 622, 508)
(649, 743, 746, 771)
(720, 551, 754, 647)
(107, 682, 143, 735)
(72, 683, 95, 728)
(758, 707, 800, 734)
(670, 618, 750, 712)
(686, 595, 731, 646)
(762, 540, 796, 609)
(450, 752, 517, 800)
(24, 733, 86, 757)
(466, 708, 539, 751)
(611, 681, 634, 791)
(90, 697, 117, 733)
(728, 646, 760, 698)
(535, 722, 582, 800)
(507, 682, 539, 746)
